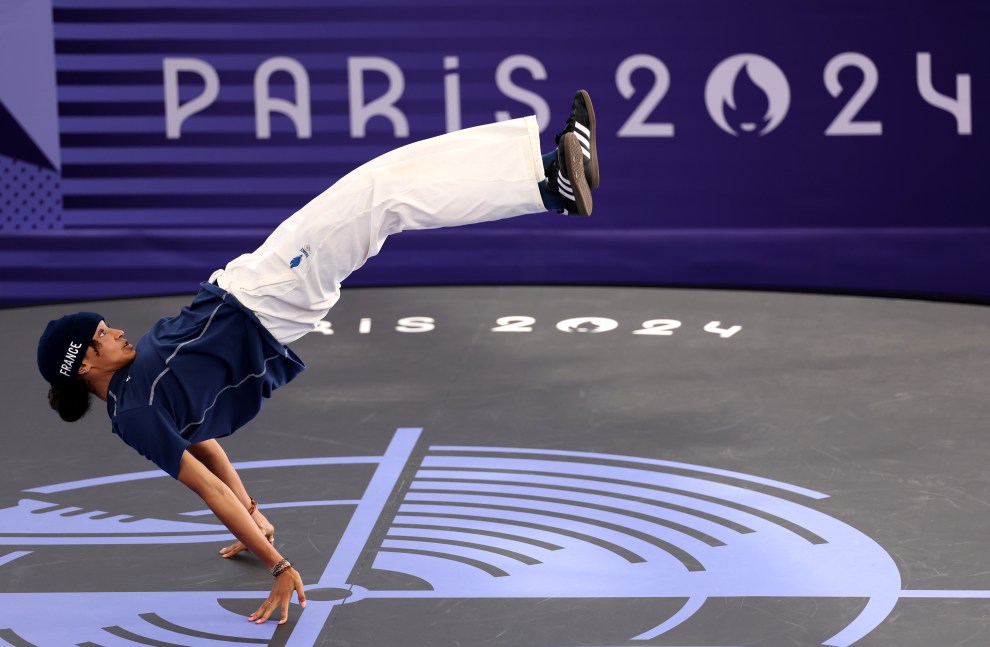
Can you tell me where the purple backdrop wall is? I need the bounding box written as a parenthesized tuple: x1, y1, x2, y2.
(1, 0, 988, 306)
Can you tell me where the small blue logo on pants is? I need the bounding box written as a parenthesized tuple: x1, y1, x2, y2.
(289, 245, 312, 269)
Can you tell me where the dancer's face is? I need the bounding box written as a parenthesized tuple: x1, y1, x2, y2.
(79, 320, 136, 375)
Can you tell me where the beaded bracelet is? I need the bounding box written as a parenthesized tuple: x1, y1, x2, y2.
(270, 558, 292, 578)
(247, 496, 258, 515)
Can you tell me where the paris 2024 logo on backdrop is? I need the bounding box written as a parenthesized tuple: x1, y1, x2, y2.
(705, 53, 791, 136)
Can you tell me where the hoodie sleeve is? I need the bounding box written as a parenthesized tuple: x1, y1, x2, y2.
(111, 406, 192, 479)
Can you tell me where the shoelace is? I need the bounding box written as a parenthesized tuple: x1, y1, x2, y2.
(555, 113, 578, 146)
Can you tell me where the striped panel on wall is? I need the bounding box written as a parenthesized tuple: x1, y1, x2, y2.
(1, 0, 571, 305)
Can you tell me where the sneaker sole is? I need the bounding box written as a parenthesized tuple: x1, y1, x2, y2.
(562, 132, 592, 216)
(575, 89, 599, 190)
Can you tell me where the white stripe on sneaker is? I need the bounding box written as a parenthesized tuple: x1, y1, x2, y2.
(575, 122, 591, 137)
(557, 170, 575, 200)
(573, 128, 592, 161)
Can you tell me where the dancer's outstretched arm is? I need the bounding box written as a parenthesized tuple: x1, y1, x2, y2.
(177, 450, 306, 624)
(188, 439, 275, 557)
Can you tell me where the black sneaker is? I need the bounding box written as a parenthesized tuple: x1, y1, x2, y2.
(547, 132, 592, 216)
(555, 89, 599, 189)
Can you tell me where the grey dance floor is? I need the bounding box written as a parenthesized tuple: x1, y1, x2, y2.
(2, 286, 989, 647)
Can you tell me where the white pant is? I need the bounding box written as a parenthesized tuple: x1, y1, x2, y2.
(211, 116, 547, 344)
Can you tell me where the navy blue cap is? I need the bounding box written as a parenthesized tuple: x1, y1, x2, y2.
(37, 312, 104, 387)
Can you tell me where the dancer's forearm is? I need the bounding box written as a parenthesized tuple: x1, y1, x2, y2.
(177, 450, 281, 567)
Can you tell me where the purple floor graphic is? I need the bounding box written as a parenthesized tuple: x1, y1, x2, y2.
(4, 285, 990, 645)
(4, 427, 990, 646)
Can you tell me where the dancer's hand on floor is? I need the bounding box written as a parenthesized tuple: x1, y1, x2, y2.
(249, 567, 306, 625)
